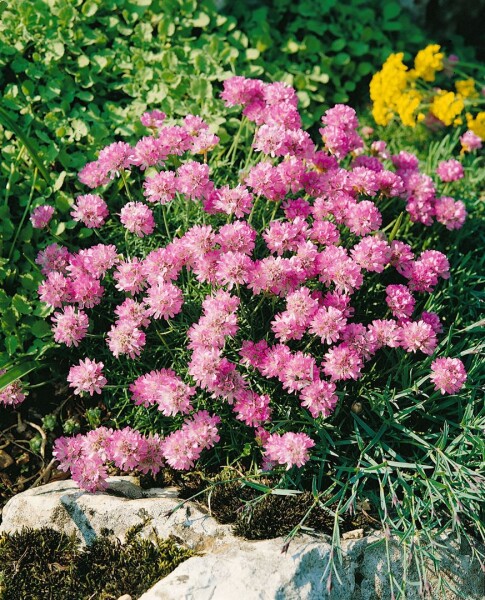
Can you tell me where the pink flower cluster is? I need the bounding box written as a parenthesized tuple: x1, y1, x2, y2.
(30, 205, 55, 229)
(35, 76, 470, 488)
(53, 409, 220, 491)
(430, 357, 467, 394)
(0, 370, 26, 407)
(391, 151, 466, 227)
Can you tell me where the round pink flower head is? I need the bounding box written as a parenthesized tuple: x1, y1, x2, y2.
(460, 130, 482, 153)
(434, 196, 467, 230)
(30, 205, 55, 229)
(120, 201, 155, 237)
(430, 357, 467, 394)
(67, 358, 107, 396)
(436, 159, 464, 182)
(264, 432, 315, 470)
(0, 369, 26, 407)
(140, 109, 166, 129)
(71, 194, 109, 228)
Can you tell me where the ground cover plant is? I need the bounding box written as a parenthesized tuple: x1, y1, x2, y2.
(0, 2, 484, 598)
(0, 0, 437, 378)
(2, 74, 481, 597)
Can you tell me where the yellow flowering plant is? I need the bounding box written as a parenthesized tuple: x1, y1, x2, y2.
(370, 44, 485, 139)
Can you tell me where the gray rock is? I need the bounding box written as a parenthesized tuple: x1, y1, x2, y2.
(1, 478, 483, 599)
(0, 477, 233, 549)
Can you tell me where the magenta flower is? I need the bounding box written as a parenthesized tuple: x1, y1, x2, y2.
(120, 202, 155, 237)
(436, 159, 464, 182)
(30, 205, 55, 229)
(264, 432, 315, 469)
(67, 358, 107, 396)
(51, 306, 89, 347)
(430, 357, 467, 394)
(0, 370, 26, 407)
(71, 194, 109, 228)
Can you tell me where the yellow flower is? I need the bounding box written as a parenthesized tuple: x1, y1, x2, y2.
(455, 79, 478, 98)
(466, 111, 485, 140)
(430, 91, 464, 126)
(370, 52, 410, 126)
(396, 90, 423, 127)
(411, 44, 444, 82)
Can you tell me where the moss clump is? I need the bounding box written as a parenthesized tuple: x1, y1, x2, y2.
(233, 492, 336, 540)
(0, 526, 193, 600)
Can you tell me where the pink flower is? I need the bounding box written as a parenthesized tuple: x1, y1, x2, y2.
(38, 271, 72, 308)
(143, 171, 177, 204)
(98, 141, 133, 178)
(344, 201, 382, 236)
(300, 380, 338, 418)
(0, 370, 26, 407)
(78, 160, 109, 188)
(140, 109, 166, 129)
(137, 434, 165, 475)
(213, 185, 253, 218)
(53, 435, 84, 471)
(280, 352, 319, 393)
(191, 129, 219, 154)
(319, 105, 363, 159)
(177, 161, 211, 200)
(67, 358, 107, 396)
(161, 429, 201, 470)
(421, 311, 442, 334)
(71, 455, 108, 493)
(245, 162, 286, 201)
(367, 319, 400, 349)
(430, 357, 467, 394)
(399, 320, 437, 355)
(36, 243, 71, 276)
(264, 432, 315, 469)
(130, 369, 195, 416)
(351, 237, 391, 273)
(78, 244, 119, 279)
(120, 202, 155, 237)
(309, 306, 347, 345)
(386, 285, 415, 319)
(113, 258, 147, 294)
(322, 344, 363, 381)
(460, 130, 482, 153)
(233, 390, 271, 427)
(71, 194, 109, 228)
(131, 136, 167, 170)
(115, 298, 150, 328)
(217, 221, 257, 255)
(108, 427, 143, 470)
(215, 251, 253, 289)
(145, 282, 183, 320)
(51, 306, 89, 347)
(239, 339, 269, 370)
(434, 196, 467, 230)
(30, 205, 54, 229)
(436, 159, 464, 182)
(106, 321, 146, 358)
(70, 273, 104, 309)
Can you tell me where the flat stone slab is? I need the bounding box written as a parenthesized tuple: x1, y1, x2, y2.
(1, 478, 483, 599)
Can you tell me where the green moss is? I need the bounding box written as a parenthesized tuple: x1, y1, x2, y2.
(0, 526, 193, 600)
